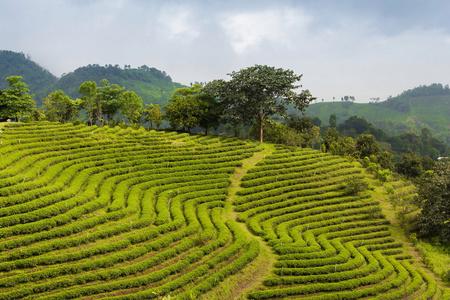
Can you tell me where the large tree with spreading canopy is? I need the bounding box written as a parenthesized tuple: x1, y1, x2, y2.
(219, 65, 315, 142)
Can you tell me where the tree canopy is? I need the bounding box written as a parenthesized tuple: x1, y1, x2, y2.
(43, 90, 80, 123)
(97, 79, 125, 122)
(79, 80, 97, 125)
(218, 65, 315, 142)
(0, 76, 35, 121)
(143, 103, 163, 129)
(119, 91, 144, 124)
(416, 160, 450, 243)
(165, 84, 205, 132)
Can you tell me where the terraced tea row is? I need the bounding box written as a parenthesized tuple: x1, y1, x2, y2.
(0, 123, 445, 299)
(0, 122, 259, 299)
(235, 145, 443, 299)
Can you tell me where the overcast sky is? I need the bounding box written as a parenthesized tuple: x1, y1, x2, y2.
(1, 0, 450, 101)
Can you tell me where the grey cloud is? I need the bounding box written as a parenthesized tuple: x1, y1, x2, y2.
(1, 0, 449, 101)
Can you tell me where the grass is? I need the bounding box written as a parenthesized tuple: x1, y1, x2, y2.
(416, 240, 450, 281)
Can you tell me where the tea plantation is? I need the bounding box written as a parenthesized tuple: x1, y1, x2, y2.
(0, 122, 446, 299)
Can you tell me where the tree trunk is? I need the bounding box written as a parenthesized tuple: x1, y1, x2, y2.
(259, 115, 264, 143)
(205, 127, 208, 136)
(96, 102, 103, 126)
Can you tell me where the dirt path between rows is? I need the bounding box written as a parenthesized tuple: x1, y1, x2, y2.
(201, 143, 275, 300)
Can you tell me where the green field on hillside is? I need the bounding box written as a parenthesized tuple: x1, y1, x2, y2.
(0, 122, 447, 299)
(306, 96, 450, 144)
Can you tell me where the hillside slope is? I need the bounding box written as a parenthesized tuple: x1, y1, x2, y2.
(55, 64, 183, 105)
(306, 85, 450, 144)
(0, 122, 446, 299)
(0, 50, 183, 105)
(0, 50, 57, 100)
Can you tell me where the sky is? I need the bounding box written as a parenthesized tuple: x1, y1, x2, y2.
(1, 0, 450, 101)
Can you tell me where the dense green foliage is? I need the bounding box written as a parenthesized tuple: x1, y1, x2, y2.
(119, 90, 144, 124)
(0, 76, 35, 121)
(43, 90, 80, 123)
(0, 50, 182, 105)
(0, 50, 57, 100)
(306, 84, 450, 145)
(165, 84, 207, 132)
(416, 160, 450, 243)
(143, 104, 162, 129)
(335, 115, 448, 159)
(281, 113, 447, 178)
(261, 118, 321, 148)
(165, 83, 223, 134)
(215, 65, 315, 142)
(56, 64, 183, 105)
(78, 80, 144, 126)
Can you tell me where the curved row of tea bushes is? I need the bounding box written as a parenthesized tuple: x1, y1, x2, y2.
(235, 146, 442, 299)
(0, 122, 259, 299)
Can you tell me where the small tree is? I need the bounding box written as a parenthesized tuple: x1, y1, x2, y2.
(120, 91, 144, 124)
(165, 85, 205, 132)
(221, 65, 315, 142)
(198, 94, 222, 135)
(262, 119, 304, 146)
(330, 136, 356, 156)
(200, 80, 226, 135)
(329, 114, 337, 128)
(416, 160, 450, 243)
(0, 76, 35, 121)
(143, 103, 162, 129)
(97, 79, 125, 124)
(79, 81, 97, 125)
(396, 152, 424, 178)
(43, 90, 80, 123)
(355, 134, 379, 158)
(343, 178, 368, 195)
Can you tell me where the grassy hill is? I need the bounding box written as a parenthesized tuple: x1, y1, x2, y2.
(55, 64, 183, 106)
(306, 84, 450, 145)
(0, 50, 57, 100)
(0, 122, 447, 299)
(0, 50, 183, 106)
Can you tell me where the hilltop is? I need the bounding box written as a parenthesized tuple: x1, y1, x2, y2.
(0, 50, 57, 100)
(54, 64, 183, 105)
(306, 84, 450, 144)
(0, 50, 183, 105)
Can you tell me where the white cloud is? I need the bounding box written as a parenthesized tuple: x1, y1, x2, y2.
(157, 5, 200, 41)
(220, 8, 312, 54)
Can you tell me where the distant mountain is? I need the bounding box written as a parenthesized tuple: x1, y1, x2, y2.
(0, 50, 57, 100)
(0, 50, 183, 106)
(55, 64, 183, 105)
(306, 84, 450, 145)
